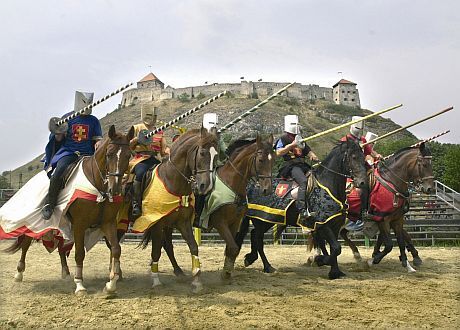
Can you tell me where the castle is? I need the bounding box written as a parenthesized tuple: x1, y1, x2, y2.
(121, 73, 361, 108)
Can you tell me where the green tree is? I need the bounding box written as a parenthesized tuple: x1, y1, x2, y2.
(442, 145, 460, 191)
(374, 137, 418, 156)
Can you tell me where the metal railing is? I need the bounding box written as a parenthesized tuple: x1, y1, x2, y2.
(435, 180, 460, 212)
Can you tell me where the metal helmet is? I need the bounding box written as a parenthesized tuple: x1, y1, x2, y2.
(203, 113, 218, 132)
(350, 116, 364, 137)
(74, 91, 94, 115)
(365, 132, 378, 144)
(284, 115, 300, 135)
(141, 106, 159, 126)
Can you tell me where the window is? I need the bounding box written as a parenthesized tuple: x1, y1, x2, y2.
(344, 98, 348, 101)
(335, 99, 338, 101)
(353, 91, 356, 94)
(342, 90, 345, 93)
(351, 98, 355, 101)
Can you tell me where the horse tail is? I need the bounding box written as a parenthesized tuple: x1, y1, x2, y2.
(138, 226, 153, 249)
(235, 216, 250, 249)
(274, 224, 287, 242)
(3, 235, 26, 254)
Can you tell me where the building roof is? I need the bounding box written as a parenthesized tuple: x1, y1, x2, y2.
(332, 79, 357, 88)
(138, 72, 161, 83)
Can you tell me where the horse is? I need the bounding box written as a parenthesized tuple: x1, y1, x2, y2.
(160, 134, 275, 281)
(4, 125, 134, 294)
(235, 138, 367, 279)
(340, 143, 434, 272)
(138, 127, 219, 292)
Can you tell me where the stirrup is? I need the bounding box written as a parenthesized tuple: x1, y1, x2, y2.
(41, 204, 54, 220)
(132, 202, 142, 217)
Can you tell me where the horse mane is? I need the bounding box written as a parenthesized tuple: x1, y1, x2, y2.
(317, 142, 344, 169)
(170, 128, 217, 154)
(226, 139, 256, 158)
(385, 145, 431, 165)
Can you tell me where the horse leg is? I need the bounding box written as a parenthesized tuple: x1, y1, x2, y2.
(340, 228, 362, 261)
(57, 242, 71, 280)
(14, 236, 32, 282)
(215, 220, 240, 281)
(392, 219, 416, 273)
(149, 224, 164, 288)
(311, 233, 329, 267)
(369, 221, 393, 266)
(162, 226, 185, 278)
(256, 228, 276, 274)
(402, 228, 422, 266)
(73, 228, 87, 294)
(175, 219, 203, 293)
(102, 222, 122, 293)
(316, 226, 344, 279)
(244, 228, 259, 267)
(372, 232, 384, 258)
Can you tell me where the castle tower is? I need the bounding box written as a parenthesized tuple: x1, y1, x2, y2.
(137, 72, 165, 89)
(332, 79, 360, 108)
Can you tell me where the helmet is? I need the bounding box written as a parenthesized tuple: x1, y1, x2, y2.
(74, 91, 94, 115)
(203, 113, 218, 131)
(365, 132, 378, 144)
(284, 115, 300, 135)
(350, 116, 364, 137)
(142, 106, 159, 126)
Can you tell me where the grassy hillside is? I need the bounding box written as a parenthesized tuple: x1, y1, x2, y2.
(7, 96, 415, 188)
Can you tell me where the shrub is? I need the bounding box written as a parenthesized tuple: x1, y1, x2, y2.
(196, 92, 206, 100)
(178, 93, 190, 103)
(327, 104, 363, 116)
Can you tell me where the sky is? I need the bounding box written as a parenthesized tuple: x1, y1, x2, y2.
(0, 0, 459, 173)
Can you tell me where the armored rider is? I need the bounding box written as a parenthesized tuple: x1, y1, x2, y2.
(275, 115, 319, 221)
(42, 91, 103, 220)
(129, 106, 168, 217)
(193, 113, 227, 228)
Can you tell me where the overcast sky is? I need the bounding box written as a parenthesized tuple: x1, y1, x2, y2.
(0, 0, 458, 173)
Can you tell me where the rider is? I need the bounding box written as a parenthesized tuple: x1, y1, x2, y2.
(275, 115, 319, 221)
(193, 113, 227, 229)
(129, 106, 168, 217)
(42, 91, 103, 220)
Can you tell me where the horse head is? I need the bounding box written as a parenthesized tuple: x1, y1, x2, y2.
(105, 125, 135, 196)
(411, 143, 434, 194)
(253, 134, 275, 195)
(343, 137, 367, 188)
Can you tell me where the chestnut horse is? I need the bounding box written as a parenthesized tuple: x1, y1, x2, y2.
(5, 125, 134, 294)
(162, 134, 275, 281)
(138, 128, 219, 292)
(341, 143, 434, 272)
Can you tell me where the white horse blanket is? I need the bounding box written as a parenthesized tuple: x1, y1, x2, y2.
(0, 160, 105, 251)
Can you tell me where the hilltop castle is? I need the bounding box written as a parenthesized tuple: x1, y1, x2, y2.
(121, 73, 361, 108)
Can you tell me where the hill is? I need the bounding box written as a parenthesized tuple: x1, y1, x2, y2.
(7, 95, 415, 188)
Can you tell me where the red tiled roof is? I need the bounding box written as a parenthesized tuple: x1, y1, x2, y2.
(333, 79, 357, 88)
(138, 72, 160, 83)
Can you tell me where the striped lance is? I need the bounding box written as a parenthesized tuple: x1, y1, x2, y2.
(141, 91, 227, 139)
(362, 106, 453, 146)
(218, 82, 295, 133)
(383, 130, 451, 160)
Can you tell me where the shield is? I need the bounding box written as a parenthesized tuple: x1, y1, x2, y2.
(275, 183, 290, 198)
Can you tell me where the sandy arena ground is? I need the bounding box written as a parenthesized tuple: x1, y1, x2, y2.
(0, 241, 459, 329)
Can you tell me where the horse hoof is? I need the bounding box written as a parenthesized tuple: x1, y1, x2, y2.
(353, 252, 362, 262)
(413, 257, 423, 267)
(221, 272, 232, 283)
(367, 259, 374, 267)
(174, 268, 186, 278)
(75, 288, 88, 295)
(244, 254, 257, 267)
(104, 281, 117, 294)
(14, 272, 23, 282)
(328, 270, 346, 280)
(191, 281, 203, 294)
(263, 266, 277, 274)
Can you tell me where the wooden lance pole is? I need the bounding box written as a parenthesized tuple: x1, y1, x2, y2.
(218, 82, 295, 133)
(55, 82, 134, 127)
(300, 104, 403, 143)
(362, 106, 454, 146)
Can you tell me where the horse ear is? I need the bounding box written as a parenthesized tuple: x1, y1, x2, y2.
(256, 132, 261, 145)
(268, 134, 274, 145)
(200, 126, 207, 138)
(419, 142, 426, 154)
(127, 126, 135, 141)
(109, 125, 116, 139)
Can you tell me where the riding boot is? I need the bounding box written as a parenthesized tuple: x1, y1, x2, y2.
(359, 186, 372, 222)
(132, 181, 143, 217)
(193, 195, 206, 229)
(41, 176, 62, 220)
(296, 182, 314, 224)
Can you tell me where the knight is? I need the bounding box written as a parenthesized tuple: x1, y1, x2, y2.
(275, 115, 319, 222)
(42, 91, 103, 220)
(129, 106, 168, 217)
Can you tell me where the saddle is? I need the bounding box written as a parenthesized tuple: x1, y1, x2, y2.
(61, 156, 86, 187)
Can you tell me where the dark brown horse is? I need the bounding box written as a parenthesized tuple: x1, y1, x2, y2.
(236, 138, 368, 279)
(5, 125, 134, 294)
(341, 143, 434, 272)
(162, 134, 275, 281)
(139, 128, 219, 292)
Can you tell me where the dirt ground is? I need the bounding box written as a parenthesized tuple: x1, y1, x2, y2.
(0, 241, 458, 329)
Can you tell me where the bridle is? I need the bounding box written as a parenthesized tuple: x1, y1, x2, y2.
(228, 147, 273, 185)
(315, 143, 353, 179)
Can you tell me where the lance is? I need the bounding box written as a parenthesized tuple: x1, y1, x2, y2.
(300, 104, 403, 143)
(383, 130, 451, 160)
(362, 106, 454, 146)
(50, 83, 134, 132)
(157, 120, 187, 133)
(218, 82, 295, 133)
(139, 91, 227, 142)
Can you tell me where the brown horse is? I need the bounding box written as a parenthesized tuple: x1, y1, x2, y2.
(138, 127, 219, 292)
(341, 143, 434, 272)
(163, 134, 275, 281)
(5, 125, 134, 294)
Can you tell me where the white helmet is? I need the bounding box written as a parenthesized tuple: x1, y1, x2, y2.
(284, 115, 300, 135)
(141, 106, 159, 126)
(365, 132, 378, 144)
(350, 116, 364, 137)
(74, 91, 94, 115)
(203, 113, 218, 131)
